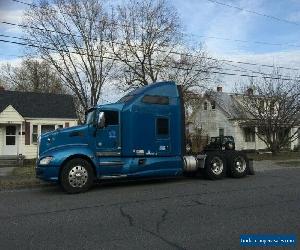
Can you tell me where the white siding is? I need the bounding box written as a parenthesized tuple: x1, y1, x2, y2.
(0, 105, 24, 124)
(193, 106, 235, 138)
(0, 126, 3, 155)
(0, 106, 24, 155)
(23, 119, 78, 159)
(233, 125, 267, 151)
(0, 105, 78, 158)
(191, 101, 269, 150)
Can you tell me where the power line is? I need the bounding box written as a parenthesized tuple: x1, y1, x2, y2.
(2, 32, 300, 80)
(7, 0, 300, 73)
(12, 0, 32, 7)
(190, 34, 300, 49)
(210, 57, 300, 72)
(2, 19, 300, 73)
(0, 37, 298, 82)
(206, 0, 300, 26)
(9, 0, 300, 71)
(223, 61, 300, 80)
(11, 0, 300, 50)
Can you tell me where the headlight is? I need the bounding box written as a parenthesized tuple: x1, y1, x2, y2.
(39, 156, 53, 165)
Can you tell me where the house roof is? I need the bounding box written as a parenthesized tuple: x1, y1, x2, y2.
(0, 90, 77, 119)
(189, 89, 300, 123)
(212, 92, 249, 120)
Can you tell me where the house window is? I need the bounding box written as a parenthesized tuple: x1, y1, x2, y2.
(204, 102, 208, 110)
(57, 125, 63, 129)
(270, 100, 275, 113)
(244, 127, 255, 142)
(41, 125, 55, 134)
(156, 118, 169, 136)
(211, 101, 216, 110)
(32, 125, 38, 144)
(6, 126, 16, 145)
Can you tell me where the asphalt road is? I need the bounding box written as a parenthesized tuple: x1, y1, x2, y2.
(1, 166, 299, 250)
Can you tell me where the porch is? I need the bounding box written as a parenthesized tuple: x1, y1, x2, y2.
(0, 155, 24, 168)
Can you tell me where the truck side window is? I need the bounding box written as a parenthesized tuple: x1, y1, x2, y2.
(156, 118, 169, 136)
(142, 95, 169, 105)
(104, 111, 119, 126)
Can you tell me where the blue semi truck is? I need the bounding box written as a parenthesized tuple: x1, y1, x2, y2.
(36, 81, 252, 193)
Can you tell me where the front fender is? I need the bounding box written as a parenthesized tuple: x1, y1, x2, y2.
(39, 144, 97, 167)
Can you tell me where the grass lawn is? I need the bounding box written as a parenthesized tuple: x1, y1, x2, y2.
(247, 151, 300, 161)
(0, 164, 48, 190)
(11, 165, 36, 177)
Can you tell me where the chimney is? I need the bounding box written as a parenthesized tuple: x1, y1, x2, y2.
(0, 86, 5, 92)
(217, 86, 222, 92)
(246, 88, 254, 95)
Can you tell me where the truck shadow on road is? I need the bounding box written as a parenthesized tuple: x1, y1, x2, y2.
(40, 175, 208, 195)
(92, 175, 206, 191)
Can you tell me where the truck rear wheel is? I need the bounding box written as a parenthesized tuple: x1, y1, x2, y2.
(60, 158, 94, 194)
(228, 152, 248, 178)
(203, 153, 226, 180)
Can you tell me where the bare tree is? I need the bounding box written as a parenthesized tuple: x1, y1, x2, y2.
(0, 58, 65, 94)
(238, 69, 300, 154)
(22, 0, 115, 116)
(110, 0, 181, 90)
(110, 0, 219, 95)
(164, 45, 219, 95)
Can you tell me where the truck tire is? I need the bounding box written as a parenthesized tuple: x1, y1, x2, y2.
(224, 141, 235, 151)
(203, 153, 226, 180)
(60, 158, 94, 194)
(228, 152, 249, 178)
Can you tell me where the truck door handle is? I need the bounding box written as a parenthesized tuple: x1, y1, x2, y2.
(138, 159, 146, 165)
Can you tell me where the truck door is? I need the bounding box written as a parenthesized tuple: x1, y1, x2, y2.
(95, 110, 120, 153)
(95, 110, 122, 175)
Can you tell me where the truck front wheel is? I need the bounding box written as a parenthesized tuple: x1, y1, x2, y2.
(60, 158, 94, 194)
(203, 153, 226, 180)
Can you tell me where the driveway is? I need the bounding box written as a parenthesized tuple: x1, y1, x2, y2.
(0, 164, 299, 249)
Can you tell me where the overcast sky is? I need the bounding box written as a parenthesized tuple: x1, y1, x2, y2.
(1, 0, 300, 95)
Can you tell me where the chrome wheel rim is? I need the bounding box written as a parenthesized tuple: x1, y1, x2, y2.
(211, 157, 224, 175)
(68, 165, 88, 188)
(234, 156, 247, 173)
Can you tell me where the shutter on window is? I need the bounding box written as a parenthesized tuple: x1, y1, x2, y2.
(25, 121, 30, 145)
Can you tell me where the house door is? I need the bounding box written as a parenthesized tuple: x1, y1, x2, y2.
(3, 125, 18, 155)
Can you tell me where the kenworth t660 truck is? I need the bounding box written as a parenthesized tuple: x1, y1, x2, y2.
(36, 81, 252, 193)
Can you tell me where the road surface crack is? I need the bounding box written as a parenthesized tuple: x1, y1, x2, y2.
(142, 228, 186, 250)
(156, 208, 168, 233)
(119, 206, 134, 226)
(119, 206, 185, 249)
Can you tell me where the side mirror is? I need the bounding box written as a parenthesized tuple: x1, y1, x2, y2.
(97, 112, 105, 128)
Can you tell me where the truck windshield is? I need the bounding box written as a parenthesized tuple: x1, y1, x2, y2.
(85, 109, 96, 125)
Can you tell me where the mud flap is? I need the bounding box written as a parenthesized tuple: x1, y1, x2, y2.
(248, 159, 255, 175)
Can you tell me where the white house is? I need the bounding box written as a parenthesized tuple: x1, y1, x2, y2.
(187, 87, 300, 151)
(0, 90, 78, 159)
